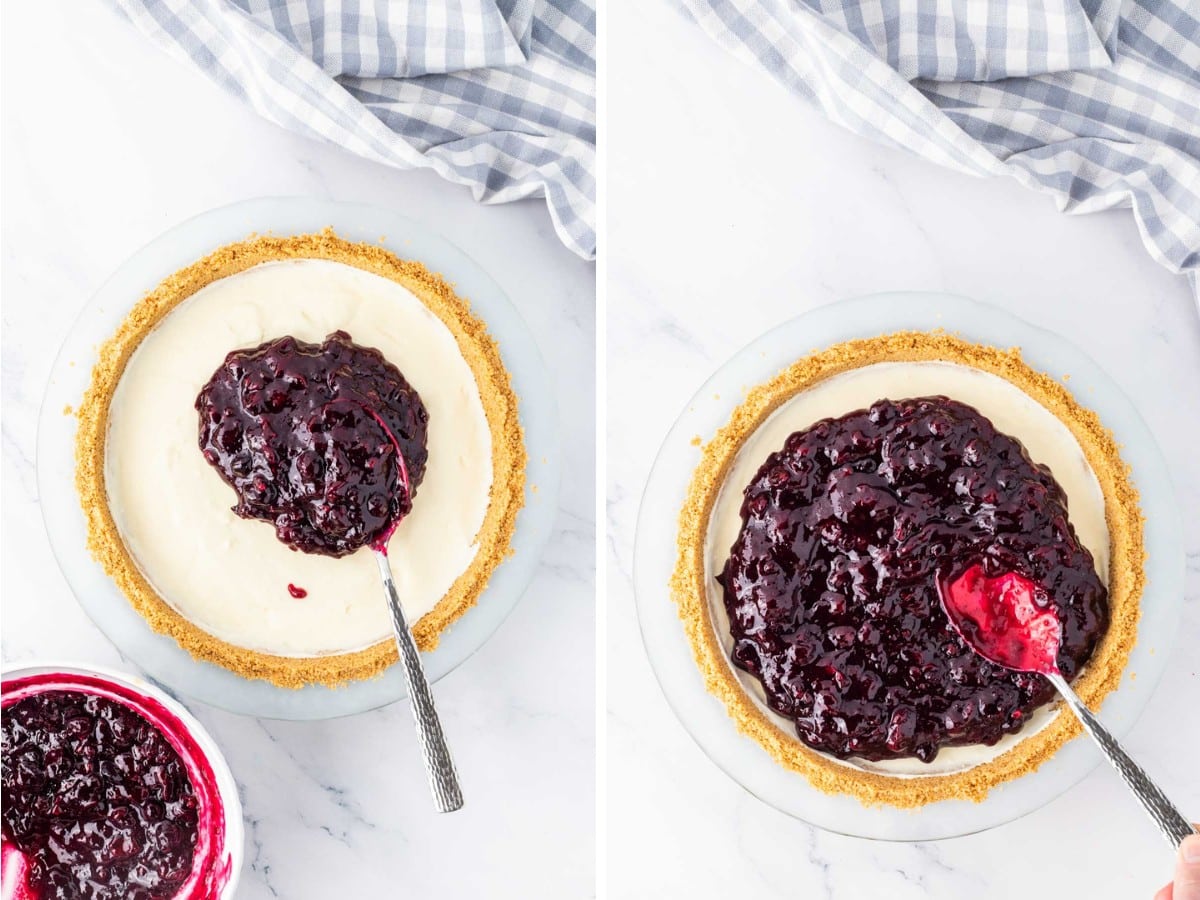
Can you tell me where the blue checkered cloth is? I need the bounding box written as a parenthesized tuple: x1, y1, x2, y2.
(110, 0, 596, 260)
(681, 0, 1200, 298)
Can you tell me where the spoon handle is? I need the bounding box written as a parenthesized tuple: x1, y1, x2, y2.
(375, 550, 464, 813)
(1047, 672, 1193, 847)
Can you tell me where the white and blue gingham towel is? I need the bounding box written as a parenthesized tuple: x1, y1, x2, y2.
(111, 0, 596, 260)
(681, 0, 1200, 297)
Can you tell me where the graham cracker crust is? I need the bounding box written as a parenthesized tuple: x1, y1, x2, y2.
(669, 331, 1143, 807)
(75, 230, 526, 689)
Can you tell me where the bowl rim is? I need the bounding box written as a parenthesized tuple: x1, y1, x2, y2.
(1, 659, 244, 899)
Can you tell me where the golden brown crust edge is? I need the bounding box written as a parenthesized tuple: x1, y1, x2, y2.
(75, 230, 527, 689)
(669, 331, 1143, 808)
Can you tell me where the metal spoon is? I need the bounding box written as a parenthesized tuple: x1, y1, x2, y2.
(1042, 670, 1192, 846)
(374, 547, 463, 813)
(360, 403, 462, 813)
(939, 567, 1194, 847)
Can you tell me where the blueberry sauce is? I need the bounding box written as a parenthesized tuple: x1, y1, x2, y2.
(195, 331, 428, 557)
(1, 691, 200, 900)
(719, 396, 1108, 762)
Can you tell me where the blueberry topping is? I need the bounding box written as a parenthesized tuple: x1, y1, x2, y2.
(2, 691, 200, 900)
(720, 396, 1108, 762)
(195, 331, 429, 556)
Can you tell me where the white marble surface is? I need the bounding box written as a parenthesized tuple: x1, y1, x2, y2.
(607, 2, 1199, 898)
(1, 3, 595, 898)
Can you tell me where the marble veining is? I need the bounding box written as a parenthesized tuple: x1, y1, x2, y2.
(1, 3, 595, 898)
(606, 2, 1199, 898)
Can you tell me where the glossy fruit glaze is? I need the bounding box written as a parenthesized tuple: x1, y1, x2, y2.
(719, 396, 1108, 762)
(1, 673, 230, 900)
(196, 331, 427, 557)
(2, 691, 198, 900)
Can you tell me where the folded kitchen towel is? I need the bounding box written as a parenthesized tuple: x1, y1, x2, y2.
(680, 0, 1200, 299)
(110, 0, 597, 260)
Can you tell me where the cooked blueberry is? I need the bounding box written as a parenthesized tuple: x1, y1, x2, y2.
(719, 397, 1107, 762)
(1, 690, 200, 900)
(195, 331, 428, 556)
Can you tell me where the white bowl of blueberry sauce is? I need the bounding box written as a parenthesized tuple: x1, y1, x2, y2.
(1, 663, 243, 900)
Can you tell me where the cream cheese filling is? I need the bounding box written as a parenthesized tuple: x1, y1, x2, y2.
(105, 259, 493, 657)
(703, 361, 1109, 777)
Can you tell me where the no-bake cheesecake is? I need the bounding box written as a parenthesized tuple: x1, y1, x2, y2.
(671, 332, 1143, 807)
(76, 231, 525, 688)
